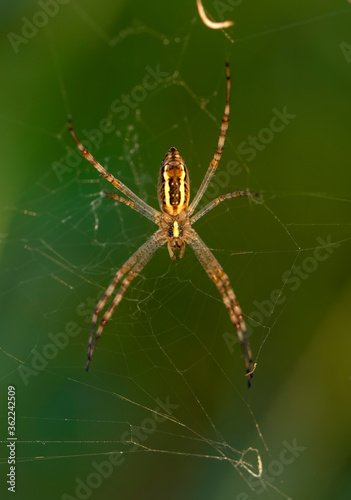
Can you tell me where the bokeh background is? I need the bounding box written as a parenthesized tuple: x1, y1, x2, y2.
(1, 1, 351, 499)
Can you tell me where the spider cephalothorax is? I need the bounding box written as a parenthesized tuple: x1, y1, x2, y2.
(69, 63, 257, 387)
(160, 211, 189, 261)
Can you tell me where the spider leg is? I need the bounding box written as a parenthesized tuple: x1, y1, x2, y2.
(86, 230, 167, 371)
(185, 229, 254, 387)
(191, 190, 258, 224)
(196, 0, 234, 30)
(68, 120, 161, 224)
(105, 192, 160, 221)
(188, 63, 231, 216)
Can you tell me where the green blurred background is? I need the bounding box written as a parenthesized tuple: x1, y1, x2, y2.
(1, 1, 351, 499)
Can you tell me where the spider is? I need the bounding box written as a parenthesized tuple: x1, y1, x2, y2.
(68, 63, 257, 387)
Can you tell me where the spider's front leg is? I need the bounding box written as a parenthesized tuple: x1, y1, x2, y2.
(68, 119, 161, 225)
(191, 190, 259, 225)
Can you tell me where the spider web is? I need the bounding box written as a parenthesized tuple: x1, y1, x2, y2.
(1, 1, 351, 499)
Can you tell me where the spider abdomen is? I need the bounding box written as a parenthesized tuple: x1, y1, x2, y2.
(158, 147, 190, 216)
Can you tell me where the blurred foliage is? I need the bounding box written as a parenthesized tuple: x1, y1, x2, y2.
(0, 1, 351, 499)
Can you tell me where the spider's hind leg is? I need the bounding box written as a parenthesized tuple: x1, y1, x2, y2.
(85, 230, 167, 370)
(186, 228, 254, 387)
